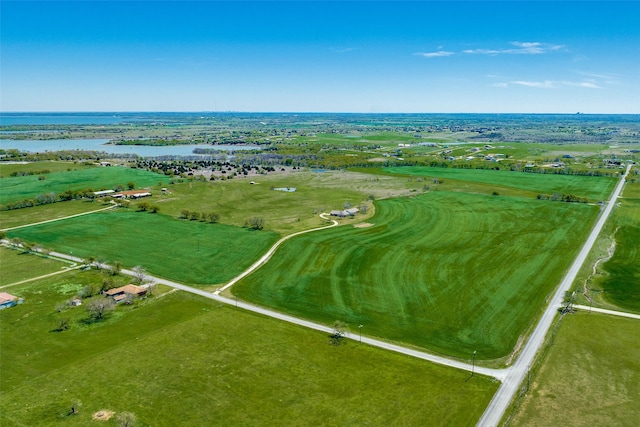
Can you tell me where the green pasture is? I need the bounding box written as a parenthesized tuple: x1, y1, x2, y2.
(0, 160, 93, 177)
(234, 191, 599, 361)
(7, 210, 279, 285)
(381, 166, 617, 201)
(154, 170, 423, 233)
(508, 312, 640, 427)
(0, 273, 498, 426)
(0, 246, 71, 285)
(594, 180, 640, 312)
(0, 199, 108, 230)
(0, 166, 169, 205)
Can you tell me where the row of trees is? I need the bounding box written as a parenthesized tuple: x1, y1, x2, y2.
(536, 193, 589, 203)
(179, 210, 220, 223)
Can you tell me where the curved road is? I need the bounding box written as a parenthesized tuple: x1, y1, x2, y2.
(477, 164, 632, 427)
(215, 213, 339, 294)
(6, 167, 631, 425)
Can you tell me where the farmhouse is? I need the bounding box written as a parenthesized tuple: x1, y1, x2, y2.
(112, 190, 152, 199)
(93, 189, 115, 197)
(0, 292, 23, 310)
(330, 207, 360, 217)
(104, 284, 147, 303)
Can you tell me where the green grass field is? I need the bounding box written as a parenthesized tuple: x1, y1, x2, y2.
(7, 210, 279, 285)
(381, 166, 617, 201)
(234, 191, 599, 361)
(507, 312, 640, 426)
(0, 166, 169, 205)
(153, 169, 423, 233)
(0, 199, 108, 230)
(0, 160, 94, 177)
(0, 246, 71, 285)
(0, 271, 498, 426)
(595, 180, 640, 312)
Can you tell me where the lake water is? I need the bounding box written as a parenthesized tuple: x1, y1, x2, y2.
(0, 139, 260, 157)
(0, 114, 124, 126)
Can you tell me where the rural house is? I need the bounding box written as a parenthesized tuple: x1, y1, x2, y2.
(330, 207, 360, 217)
(112, 190, 152, 199)
(104, 284, 147, 303)
(0, 292, 24, 310)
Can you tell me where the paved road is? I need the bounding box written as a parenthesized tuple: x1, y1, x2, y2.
(573, 304, 640, 320)
(476, 164, 632, 427)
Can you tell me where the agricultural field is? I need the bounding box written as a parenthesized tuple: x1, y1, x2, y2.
(0, 160, 94, 177)
(0, 166, 169, 206)
(0, 199, 108, 230)
(0, 246, 72, 285)
(507, 312, 640, 427)
(590, 178, 640, 312)
(151, 169, 423, 234)
(7, 209, 279, 286)
(234, 190, 600, 361)
(0, 270, 498, 426)
(382, 166, 618, 201)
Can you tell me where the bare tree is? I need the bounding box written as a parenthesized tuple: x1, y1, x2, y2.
(132, 266, 147, 285)
(86, 298, 115, 321)
(329, 320, 349, 346)
(245, 217, 265, 230)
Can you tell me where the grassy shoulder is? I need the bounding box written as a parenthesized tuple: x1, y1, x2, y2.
(7, 209, 279, 286)
(0, 271, 499, 426)
(506, 311, 640, 427)
(234, 190, 599, 361)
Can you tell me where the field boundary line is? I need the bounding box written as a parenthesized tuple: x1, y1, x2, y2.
(0, 203, 117, 231)
(0, 264, 83, 289)
(573, 304, 640, 320)
(215, 213, 339, 294)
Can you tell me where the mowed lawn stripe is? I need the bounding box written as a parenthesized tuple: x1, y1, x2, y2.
(382, 166, 617, 201)
(235, 191, 599, 360)
(7, 210, 279, 285)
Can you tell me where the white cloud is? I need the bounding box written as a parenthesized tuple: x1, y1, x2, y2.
(512, 80, 557, 88)
(510, 80, 602, 89)
(464, 41, 564, 55)
(491, 82, 509, 88)
(414, 51, 455, 58)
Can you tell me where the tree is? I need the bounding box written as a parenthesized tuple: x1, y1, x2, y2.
(137, 201, 150, 212)
(179, 209, 190, 219)
(127, 181, 136, 190)
(206, 212, 220, 223)
(86, 298, 115, 321)
(149, 205, 160, 213)
(245, 217, 265, 230)
(117, 412, 137, 427)
(329, 320, 348, 346)
(190, 211, 201, 221)
(132, 266, 147, 285)
(54, 317, 71, 332)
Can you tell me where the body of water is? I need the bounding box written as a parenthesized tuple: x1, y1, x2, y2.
(0, 114, 124, 126)
(0, 139, 259, 157)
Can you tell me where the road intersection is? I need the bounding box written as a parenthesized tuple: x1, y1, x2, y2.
(3, 164, 633, 426)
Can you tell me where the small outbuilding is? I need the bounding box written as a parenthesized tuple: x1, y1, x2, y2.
(0, 292, 23, 310)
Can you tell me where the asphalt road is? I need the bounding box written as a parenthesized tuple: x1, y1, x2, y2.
(476, 164, 632, 427)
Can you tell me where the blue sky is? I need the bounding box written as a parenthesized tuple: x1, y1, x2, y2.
(1, 1, 638, 113)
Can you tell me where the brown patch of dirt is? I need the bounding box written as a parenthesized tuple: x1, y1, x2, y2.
(353, 222, 374, 228)
(92, 410, 114, 421)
